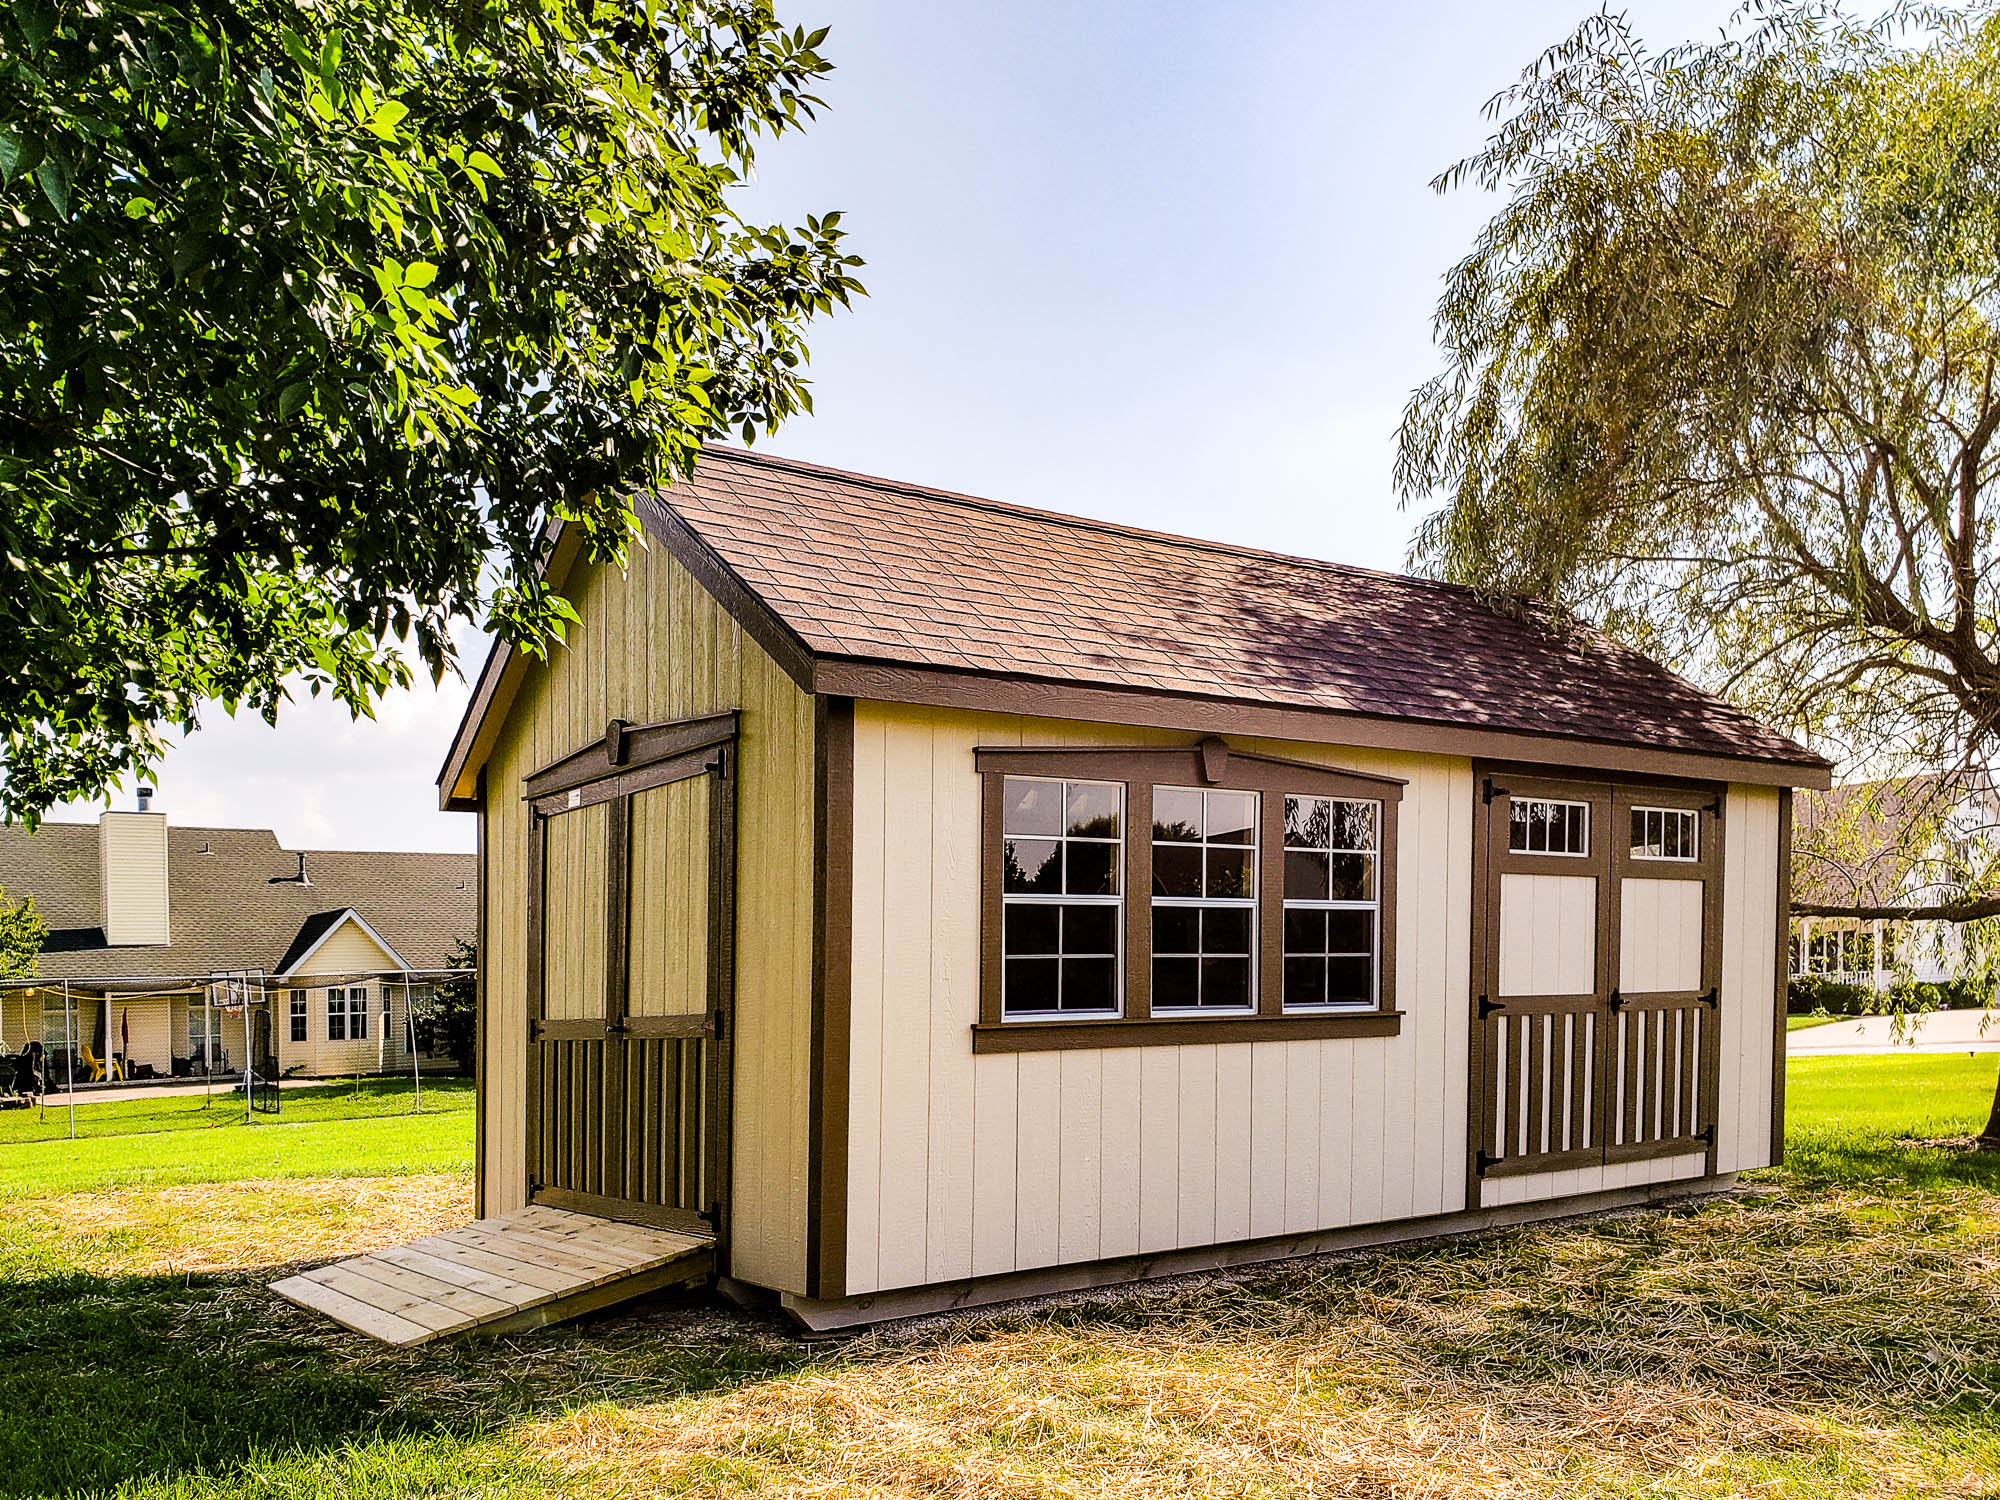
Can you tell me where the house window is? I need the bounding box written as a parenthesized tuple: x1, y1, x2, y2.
(1630, 806, 1698, 861)
(977, 744, 1403, 1051)
(326, 987, 371, 1041)
(1282, 795, 1381, 1009)
(289, 992, 307, 1043)
(1000, 776, 1123, 1017)
(1151, 787, 1258, 1012)
(1510, 798, 1590, 855)
(42, 994, 74, 1049)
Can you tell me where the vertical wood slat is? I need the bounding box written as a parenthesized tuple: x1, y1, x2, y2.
(1525, 1012, 1547, 1157)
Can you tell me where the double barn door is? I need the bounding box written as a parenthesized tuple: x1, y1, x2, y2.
(1470, 772, 1723, 1196)
(525, 714, 738, 1238)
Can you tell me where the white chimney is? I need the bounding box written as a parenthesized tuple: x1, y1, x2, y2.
(100, 797, 169, 946)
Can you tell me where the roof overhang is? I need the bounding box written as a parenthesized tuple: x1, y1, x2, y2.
(437, 486, 1833, 806)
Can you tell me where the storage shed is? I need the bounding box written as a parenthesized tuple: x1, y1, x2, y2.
(437, 448, 1831, 1331)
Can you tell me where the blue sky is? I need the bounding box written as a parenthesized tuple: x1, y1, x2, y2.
(50, 0, 1742, 852)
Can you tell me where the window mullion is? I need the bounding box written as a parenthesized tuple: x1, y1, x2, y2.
(1259, 787, 1284, 1017)
(1128, 780, 1154, 1020)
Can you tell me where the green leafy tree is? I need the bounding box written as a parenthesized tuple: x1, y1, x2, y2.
(0, 884, 43, 980)
(0, 0, 861, 823)
(1395, 0, 2000, 1147)
(432, 934, 476, 1077)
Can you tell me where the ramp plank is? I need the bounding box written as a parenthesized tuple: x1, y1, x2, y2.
(271, 1205, 715, 1347)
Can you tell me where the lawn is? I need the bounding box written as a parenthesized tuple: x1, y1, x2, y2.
(1785, 1012, 1843, 1031)
(0, 1056, 1992, 1499)
(0, 1077, 473, 1198)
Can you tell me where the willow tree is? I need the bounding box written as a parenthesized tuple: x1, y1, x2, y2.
(1395, 0, 2000, 1148)
(0, 0, 861, 824)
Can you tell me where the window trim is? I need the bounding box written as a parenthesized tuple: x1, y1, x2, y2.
(1508, 796, 1593, 857)
(998, 773, 1127, 1021)
(1628, 804, 1700, 863)
(289, 991, 307, 1044)
(976, 741, 1404, 1052)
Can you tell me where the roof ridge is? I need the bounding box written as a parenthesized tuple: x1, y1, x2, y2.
(695, 444, 1490, 600)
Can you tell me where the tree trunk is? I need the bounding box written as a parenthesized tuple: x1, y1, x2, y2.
(1982, 1069, 2000, 1151)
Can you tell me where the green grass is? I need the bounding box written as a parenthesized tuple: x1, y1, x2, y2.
(0, 1078, 473, 1198)
(1785, 1050, 1995, 1137)
(0, 1055, 1989, 1498)
(1785, 1012, 1844, 1031)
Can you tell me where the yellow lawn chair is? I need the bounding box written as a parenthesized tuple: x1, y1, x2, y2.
(80, 1045, 123, 1083)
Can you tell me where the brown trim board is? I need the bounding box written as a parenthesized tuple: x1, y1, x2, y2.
(1771, 787, 1793, 1167)
(438, 522, 586, 811)
(634, 493, 818, 692)
(808, 696, 855, 1300)
(822, 661, 1831, 791)
(473, 766, 488, 1219)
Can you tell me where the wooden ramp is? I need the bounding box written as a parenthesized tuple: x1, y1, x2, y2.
(271, 1204, 713, 1347)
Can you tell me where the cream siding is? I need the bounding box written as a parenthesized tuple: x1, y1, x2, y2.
(843, 703, 1476, 1297)
(476, 539, 817, 1293)
(1497, 874, 1598, 996)
(277, 918, 431, 1076)
(1619, 878, 1705, 994)
(98, 811, 169, 946)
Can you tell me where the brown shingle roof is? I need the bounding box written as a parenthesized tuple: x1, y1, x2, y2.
(655, 448, 1823, 768)
(0, 822, 473, 981)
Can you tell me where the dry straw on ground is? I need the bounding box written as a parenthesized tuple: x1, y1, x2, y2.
(36, 1173, 473, 1274)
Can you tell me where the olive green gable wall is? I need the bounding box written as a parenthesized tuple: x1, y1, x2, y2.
(477, 539, 817, 1293)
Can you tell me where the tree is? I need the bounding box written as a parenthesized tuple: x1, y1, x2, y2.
(0, 884, 43, 980)
(431, 935, 475, 1077)
(1395, 0, 2000, 1147)
(0, 0, 861, 824)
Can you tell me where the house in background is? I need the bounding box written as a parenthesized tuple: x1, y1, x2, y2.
(0, 798, 474, 1081)
(1790, 774, 1999, 991)
(421, 447, 1827, 1333)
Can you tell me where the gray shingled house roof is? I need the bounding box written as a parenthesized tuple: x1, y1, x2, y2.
(0, 822, 473, 981)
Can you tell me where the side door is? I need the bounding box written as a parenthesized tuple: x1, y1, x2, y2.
(525, 713, 738, 1238)
(1469, 772, 1722, 1199)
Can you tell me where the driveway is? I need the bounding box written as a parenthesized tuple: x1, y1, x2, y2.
(1789, 1008, 2000, 1056)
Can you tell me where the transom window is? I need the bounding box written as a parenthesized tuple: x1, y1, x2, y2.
(1151, 787, 1258, 1012)
(1630, 806, 1698, 861)
(1509, 797, 1589, 856)
(1283, 795, 1381, 1008)
(1001, 776, 1123, 1017)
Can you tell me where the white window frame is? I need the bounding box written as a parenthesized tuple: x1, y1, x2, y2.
(1281, 794, 1383, 1012)
(1150, 785, 1260, 1016)
(999, 775, 1125, 1020)
(1629, 805, 1699, 862)
(288, 991, 307, 1043)
(1509, 797, 1592, 857)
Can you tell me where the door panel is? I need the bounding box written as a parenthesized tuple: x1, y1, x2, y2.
(1497, 873, 1599, 995)
(525, 724, 735, 1237)
(1471, 773, 1722, 1197)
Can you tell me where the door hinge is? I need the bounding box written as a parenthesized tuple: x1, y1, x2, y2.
(1483, 778, 1509, 805)
(700, 1201, 722, 1227)
(710, 1009, 727, 1042)
(1478, 994, 1505, 1020)
(1703, 793, 1724, 819)
(527, 1018, 542, 1044)
(1698, 988, 1719, 1009)
(710, 745, 731, 781)
(1474, 1150, 1500, 1176)
(528, 1175, 543, 1195)
(1698, 1125, 1716, 1147)
(1607, 989, 1627, 1011)
(605, 1019, 628, 1037)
